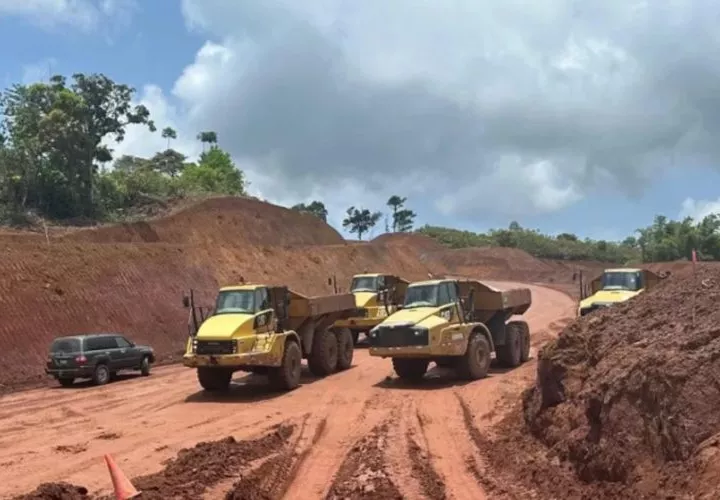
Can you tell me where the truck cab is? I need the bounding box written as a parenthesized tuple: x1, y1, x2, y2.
(333, 273, 408, 344)
(578, 268, 661, 316)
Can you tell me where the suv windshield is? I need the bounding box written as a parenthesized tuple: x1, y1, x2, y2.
(215, 290, 256, 314)
(601, 271, 642, 292)
(50, 337, 81, 353)
(351, 276, 379, 292)
(404, 285, 439, 308)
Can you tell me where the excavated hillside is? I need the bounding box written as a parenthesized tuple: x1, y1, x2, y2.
(0, 196, 607, 391)
(477, 263, 720, 499)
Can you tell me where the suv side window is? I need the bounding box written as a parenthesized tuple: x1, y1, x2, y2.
(86, 337, 117, 351)
(115, 336, 132, 348)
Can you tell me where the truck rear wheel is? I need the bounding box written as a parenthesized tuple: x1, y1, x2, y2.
(308, 329, 339, 377)
(457, 333, 491, 380)
(510, 320, 531, 362)
(392, 358, 429, 382)
(336, 328, 354, 371)
(197, 367, 232, 392)
(269, 340, 302, 391)
(497, 322, 522, 368)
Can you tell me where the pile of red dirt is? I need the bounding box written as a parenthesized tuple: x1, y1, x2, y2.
(62, 197, 344, 246)
(502, 263, 720, 498)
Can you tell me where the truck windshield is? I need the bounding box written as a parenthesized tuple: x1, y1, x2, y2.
(601, 271, 642, 291)
(50, 338, 81, 353)
(215, 290, 256, 314)
(404, 285, 439, 308)
(351, 276, 378, 292)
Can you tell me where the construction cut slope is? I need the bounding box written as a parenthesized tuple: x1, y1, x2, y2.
(62, 197, 345, 246)
(0, 239, 449, 390)
(0, 196, 609, 391)
(478, 263, 720, 499)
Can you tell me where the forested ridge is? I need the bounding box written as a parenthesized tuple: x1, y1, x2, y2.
(0, 72, 716, 265)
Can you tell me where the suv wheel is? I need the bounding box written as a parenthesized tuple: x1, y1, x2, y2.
(92, 364, 110, 386)
(140, 356, 151, 376)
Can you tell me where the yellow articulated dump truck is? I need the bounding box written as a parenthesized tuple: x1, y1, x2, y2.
(181, 283, 357, 392)
(577, 268, 666, 316)
(333, 273, 409, 345)
(367, 278, 532, 382)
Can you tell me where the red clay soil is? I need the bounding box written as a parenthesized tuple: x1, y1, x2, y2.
(61, 197, 345, 246)
(477, 263, 720, 499)
(12, 424, 295, 500)
(0, 196, 605, 391)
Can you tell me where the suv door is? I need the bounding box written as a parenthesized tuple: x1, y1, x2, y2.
(115, 335, 140, 368)
(86, 336, 123, 371)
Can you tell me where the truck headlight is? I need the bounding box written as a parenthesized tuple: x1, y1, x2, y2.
(191, 337, 198, 353)
(412, 326, 428, 336)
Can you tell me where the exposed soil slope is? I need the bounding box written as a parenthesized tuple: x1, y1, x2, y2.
(62, 197, 345, 246)
(479, 263, 720, 499)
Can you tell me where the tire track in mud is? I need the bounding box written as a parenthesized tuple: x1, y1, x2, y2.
(283, 389, 401, 498)
(325, 419, 404, 499)
(405, 406, 447, 500)
(455, 392, 534, 500)
(413, 391, 488, 500)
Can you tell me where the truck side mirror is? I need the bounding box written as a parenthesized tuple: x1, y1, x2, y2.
(182, 295, 190, 308)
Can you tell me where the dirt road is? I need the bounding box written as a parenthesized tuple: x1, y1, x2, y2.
(0, 282, 575, 499)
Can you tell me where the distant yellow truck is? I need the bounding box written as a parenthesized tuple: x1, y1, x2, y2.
(182, 283, 356, 392)
(578, 268, 665, 316)
(333, 273, 409, 345)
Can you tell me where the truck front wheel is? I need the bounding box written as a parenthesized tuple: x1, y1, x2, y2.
(457, 333, 491, 380)
(269, 340, 302, 391)
(197, 367, 232, 392)
(392, 358, 429, 382)
(308, 329, 339, 377)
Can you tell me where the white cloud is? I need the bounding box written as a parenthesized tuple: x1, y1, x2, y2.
(679, 197, 720, 221)
(106, 0, 720, 226)
(0, 0, 136, 31)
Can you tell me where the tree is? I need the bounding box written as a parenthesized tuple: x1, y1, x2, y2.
(0, 72, 155, 218)
(196, 131, 218, 151)
(343, 206, 382, 240)
(150, 149, 186, 178)
(181, 145, 246, 195)
(386, 195, 417, 232)
(161, 127, 177, 149)
(291, 201, 328, 222)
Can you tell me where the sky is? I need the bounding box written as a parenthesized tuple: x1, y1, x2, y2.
(2, 0, 720, 241)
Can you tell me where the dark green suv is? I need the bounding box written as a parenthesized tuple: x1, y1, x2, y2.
(45, 333, 155, 387)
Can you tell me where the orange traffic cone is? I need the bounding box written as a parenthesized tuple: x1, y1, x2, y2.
(104, 454, 141, 499)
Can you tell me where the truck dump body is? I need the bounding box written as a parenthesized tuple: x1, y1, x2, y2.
(285, 289, 356, 331)
(456, 279, 532, 321)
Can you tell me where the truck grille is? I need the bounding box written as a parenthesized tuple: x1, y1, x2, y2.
(196, 340, 236, 355)
(368, 326, 428, 348)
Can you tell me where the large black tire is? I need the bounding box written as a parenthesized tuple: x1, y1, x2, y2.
(336, 328, 354, 371)
(392, 358, 429, 382)
(511, 320, 531, 362)
(496, 322, 522, 368)
(308, 329, 339, 376)
(92, 363, 110, 386)
(456, 333, 491, 380)
(197, 367, 232, 392)
(269, 340, 302, 391)
(140, 355, 151, 376)
(58, 377, 75, 387)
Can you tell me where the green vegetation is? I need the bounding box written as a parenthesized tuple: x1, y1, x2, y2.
(1, 73, 718, 264)
(0, 72, 247, 224)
